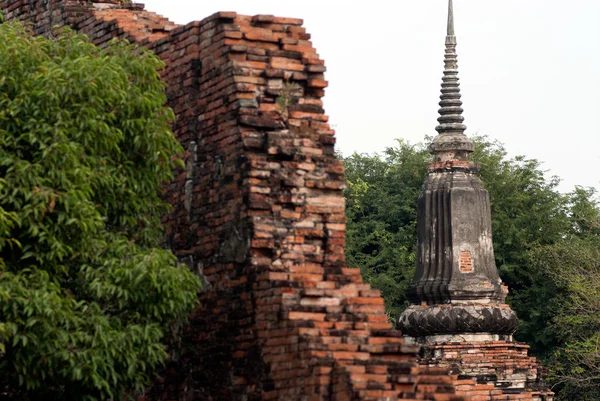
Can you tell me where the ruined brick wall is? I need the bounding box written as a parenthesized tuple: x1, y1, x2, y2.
(1, 1, 465, 400)
(419, 341, 553, 401)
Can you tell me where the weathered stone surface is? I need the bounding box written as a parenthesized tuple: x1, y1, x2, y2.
(405, 170, 508, 309)
(399, 304, 518, 338)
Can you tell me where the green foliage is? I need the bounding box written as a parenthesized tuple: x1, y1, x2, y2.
(531, 238, 600, 400)
(0, 21, 201, 400)
(343, 139, 429, 321)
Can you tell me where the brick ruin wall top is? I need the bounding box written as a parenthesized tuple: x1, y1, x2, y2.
(0, 1, 545, 400)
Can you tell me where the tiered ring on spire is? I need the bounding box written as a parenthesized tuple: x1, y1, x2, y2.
(429, 0, 474, 162)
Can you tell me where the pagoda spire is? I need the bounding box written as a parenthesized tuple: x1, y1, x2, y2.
(429, 0, 473, 162)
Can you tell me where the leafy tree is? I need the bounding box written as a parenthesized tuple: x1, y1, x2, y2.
(530, 238, 600, 401)
(527, 188, 600, 400)
(0, 21, 201, 400)
(567, 186, 600, 238)
(343, 140, 428, 320)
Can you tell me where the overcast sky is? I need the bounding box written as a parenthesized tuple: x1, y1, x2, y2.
(141, 0, 600, 193)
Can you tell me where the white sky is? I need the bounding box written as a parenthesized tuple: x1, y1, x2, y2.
(141, 0, 600, 193)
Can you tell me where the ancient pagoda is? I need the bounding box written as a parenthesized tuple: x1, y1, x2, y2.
(398, 1, 554, 400)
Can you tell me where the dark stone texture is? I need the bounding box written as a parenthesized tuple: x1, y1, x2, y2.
(405, 170, 508, 307)
(429, 133, 474, 155)
(399, 304, 518, 337)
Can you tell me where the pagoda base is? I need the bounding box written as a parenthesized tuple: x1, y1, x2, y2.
(415, 340, 554, 401)
(404, 333, 513, 344)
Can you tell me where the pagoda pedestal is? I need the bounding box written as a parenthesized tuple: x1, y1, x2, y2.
(417, 341, 554, 401)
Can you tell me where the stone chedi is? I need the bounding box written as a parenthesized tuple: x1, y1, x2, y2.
(399, 0, 518, 342)
(399, 2, 553, 400)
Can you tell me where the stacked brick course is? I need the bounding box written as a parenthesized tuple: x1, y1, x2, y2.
(1, 1, 462, 400)
(420, 342, 552, 401)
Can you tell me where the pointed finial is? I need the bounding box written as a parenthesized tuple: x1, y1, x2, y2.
(429, 0, 474, 162)
(448, 0, 455, 36)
